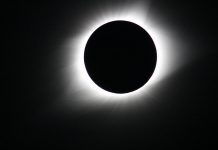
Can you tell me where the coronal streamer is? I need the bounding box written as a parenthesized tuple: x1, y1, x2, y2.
(62, 2, 183, 105)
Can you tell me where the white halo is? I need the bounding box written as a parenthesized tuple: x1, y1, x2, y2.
(63, 3, 182, 105)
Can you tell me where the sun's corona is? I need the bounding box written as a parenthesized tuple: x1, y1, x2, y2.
(63, 3, 180, 104)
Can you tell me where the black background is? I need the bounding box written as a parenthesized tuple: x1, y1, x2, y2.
(10, 0, 217, 149)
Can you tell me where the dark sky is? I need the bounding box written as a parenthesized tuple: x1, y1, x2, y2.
(10, 0, 217, 149)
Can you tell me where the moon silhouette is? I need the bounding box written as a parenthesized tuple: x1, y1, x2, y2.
(84, 21, 157, 94)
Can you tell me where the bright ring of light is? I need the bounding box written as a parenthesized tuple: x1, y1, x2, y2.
(64, 3, 180, 104)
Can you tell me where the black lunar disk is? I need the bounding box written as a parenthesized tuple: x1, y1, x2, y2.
(84, 21, 157, 93)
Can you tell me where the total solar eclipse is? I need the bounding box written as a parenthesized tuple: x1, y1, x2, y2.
(84, 21, 157, 94)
